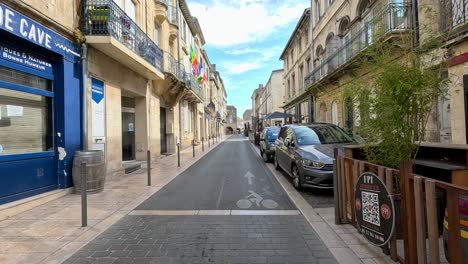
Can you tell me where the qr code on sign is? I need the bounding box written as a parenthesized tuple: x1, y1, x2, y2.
(361, 191, 380, 226)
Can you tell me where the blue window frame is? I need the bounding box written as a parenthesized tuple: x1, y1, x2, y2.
(0, 65, 54, 158)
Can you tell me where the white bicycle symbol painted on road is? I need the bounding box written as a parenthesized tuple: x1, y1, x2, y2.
(236, 190, 278, 209)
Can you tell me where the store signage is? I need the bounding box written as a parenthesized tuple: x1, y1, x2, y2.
(91, 79, 104, 104)
(0, 43, 53, 73)
(91, 78, 105, 141)
(0, 3, 79, 59)
(354, 172, 395, 246)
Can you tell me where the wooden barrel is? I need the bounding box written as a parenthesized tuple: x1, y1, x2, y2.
(72, 150, 106, 194)
(443, 195, 468, 263)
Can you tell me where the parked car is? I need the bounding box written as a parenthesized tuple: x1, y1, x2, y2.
(259, 127, 280, 162)
(274, 123, 356, 190)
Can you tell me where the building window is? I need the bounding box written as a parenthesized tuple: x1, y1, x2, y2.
(153, 24, 159, 45)
(287, 79, 291, 99)
(331, 101, 338, 125)
(0, 67, 53, 155)
(315, 0, 321, 22)
(126, 0, 137, 22)
(292, 74, 296, 97)
(300, 101, 310, 123)
(299, 64, 304, 91)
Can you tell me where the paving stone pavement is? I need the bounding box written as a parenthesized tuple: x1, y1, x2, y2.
(64, 215, 338, 264)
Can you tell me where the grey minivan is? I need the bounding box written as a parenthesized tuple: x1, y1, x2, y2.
(274, 123, 355, 190)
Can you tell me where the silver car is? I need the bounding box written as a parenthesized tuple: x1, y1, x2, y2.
(274, 123, 356, 190)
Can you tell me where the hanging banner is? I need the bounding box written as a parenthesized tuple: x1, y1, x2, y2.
(355, 172, 395, 246)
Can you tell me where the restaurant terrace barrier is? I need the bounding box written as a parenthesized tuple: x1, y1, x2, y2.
(335, 152, 468, 263)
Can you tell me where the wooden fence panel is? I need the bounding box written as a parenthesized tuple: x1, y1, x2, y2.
(424, 180, 440, 264)
(447, 189, 462, 264)
(413, 176, 427, 264)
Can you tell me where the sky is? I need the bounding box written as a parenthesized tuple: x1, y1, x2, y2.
(187, 0, 310, 118)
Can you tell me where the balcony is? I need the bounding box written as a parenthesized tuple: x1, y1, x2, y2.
(440, 0, 468, 34)
(83, 0, 164, 80)
(163, 52, 203, 102)
(304, 3, 410, 90)
(187, 73, 204, 101)
(163, 51, 179, 79)
(154, 0, 169, 24)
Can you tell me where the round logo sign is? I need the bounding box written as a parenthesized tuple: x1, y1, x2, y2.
(354, 172, 395, 246)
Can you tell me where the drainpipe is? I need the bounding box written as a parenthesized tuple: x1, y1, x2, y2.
(81, 43, 88, 150)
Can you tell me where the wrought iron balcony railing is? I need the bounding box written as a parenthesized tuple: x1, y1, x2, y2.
(163, 51, 179, 77)
(187, 74, 203, 100)
(83, 0, 164, 72)
(304, 3, 410, 90)
(168, 4, 179, 26)
(440, 0, 468, 32)
(164, 52, 203, 100)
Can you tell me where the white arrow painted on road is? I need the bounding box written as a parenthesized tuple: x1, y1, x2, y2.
(244, 171, 255, 185)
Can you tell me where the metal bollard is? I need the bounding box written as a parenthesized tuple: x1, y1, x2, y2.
(147, 150, 151, 186)
(192, 140, 195, 158)
(208, 136, 211, 148)
(81, 162, 87, 227)
(177, 143, 180, 167)
(202, 137, 204, 152)
(333, 159, 340, 225)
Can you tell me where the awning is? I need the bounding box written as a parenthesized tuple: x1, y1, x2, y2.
(263, 111, 295, 119)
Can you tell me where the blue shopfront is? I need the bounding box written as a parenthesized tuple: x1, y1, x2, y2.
(0, 3, 82, 204)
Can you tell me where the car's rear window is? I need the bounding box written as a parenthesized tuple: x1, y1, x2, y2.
(267, 129, 279, 142)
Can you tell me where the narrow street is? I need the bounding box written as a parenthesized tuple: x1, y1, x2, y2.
(65, 135, 338, 264)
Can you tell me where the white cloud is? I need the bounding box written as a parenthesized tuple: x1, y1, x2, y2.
(188, 1, 308, 47)
(223, 62, 262, 75)
(220, 45, 283, 75)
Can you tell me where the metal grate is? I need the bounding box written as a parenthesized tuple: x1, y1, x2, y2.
(440, 0, 468, 32)
(0, 66, 51, 91)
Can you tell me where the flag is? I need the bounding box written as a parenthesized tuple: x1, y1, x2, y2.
(189, 46, 197, 64)
(191, 58, 198, 76)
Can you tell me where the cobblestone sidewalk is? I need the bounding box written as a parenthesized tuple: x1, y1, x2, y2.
(0, 137, 228, 264)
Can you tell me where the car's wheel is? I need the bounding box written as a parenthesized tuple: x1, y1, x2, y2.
(291, 164, 303, 191)
(262, 151, 269, 162)
(274, 155, 281, 171)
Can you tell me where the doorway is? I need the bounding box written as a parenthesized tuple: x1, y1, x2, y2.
(160, 107, 167, 154)
(122, 96, 136, 161)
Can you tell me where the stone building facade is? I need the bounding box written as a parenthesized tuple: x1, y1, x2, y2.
(0, 0, 226, 204)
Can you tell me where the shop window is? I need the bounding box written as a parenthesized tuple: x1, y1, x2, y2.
(0, 88, 52, 155)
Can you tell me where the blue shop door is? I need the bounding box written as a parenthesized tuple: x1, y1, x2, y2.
(0, 65, 57, 205)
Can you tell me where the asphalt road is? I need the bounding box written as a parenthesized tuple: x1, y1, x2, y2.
(65, 134, 338, 264)
(250, 142, 334, 209)
(137, 135, 296, 211)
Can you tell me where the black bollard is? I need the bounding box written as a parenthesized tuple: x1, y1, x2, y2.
(147, 150, 151, 186)
(208, 136, 211, 148)
(192, 140, 195, 158)
(202, 137, 204, 152)
(81, 162, 87, 227)
(177, 143, 180, 167)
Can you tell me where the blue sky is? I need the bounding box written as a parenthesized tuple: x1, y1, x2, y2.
(188, 0, 310, 118)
